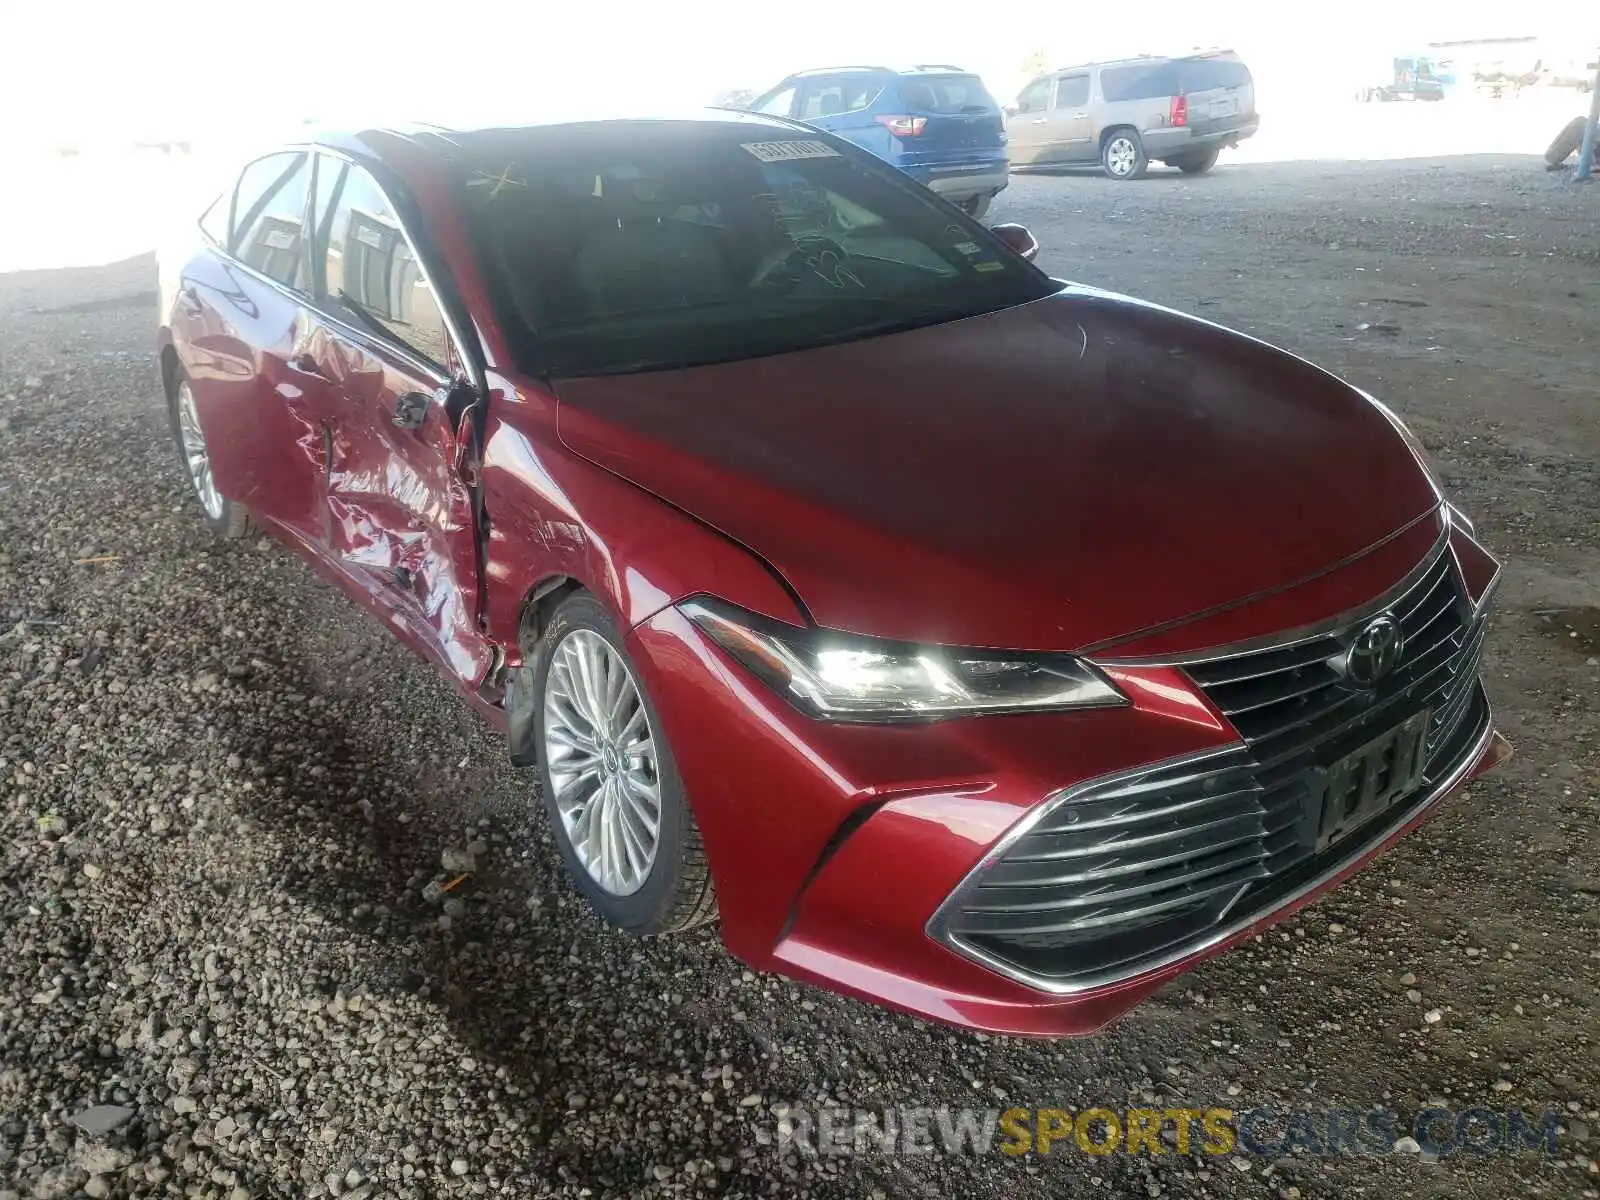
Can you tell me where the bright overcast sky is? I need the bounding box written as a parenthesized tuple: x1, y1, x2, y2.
(6, 0, 1595, 146)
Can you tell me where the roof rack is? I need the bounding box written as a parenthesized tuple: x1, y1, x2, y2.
(908, 63, 967, 72)
(789, 65, 893, 77)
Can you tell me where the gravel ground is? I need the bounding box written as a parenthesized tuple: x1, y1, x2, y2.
(2, 153, 1598, 1200)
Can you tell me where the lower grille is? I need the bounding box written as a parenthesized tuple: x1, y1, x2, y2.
(931, 545, 1493, 992)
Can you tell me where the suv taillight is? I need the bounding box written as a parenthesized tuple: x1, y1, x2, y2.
(874, 115, 927, 138)
(1170, 95, 1189, 127)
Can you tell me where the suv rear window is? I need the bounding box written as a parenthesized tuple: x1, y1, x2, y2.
(1101, 59, 1250, 100)
(458, 122, 1051, 377)
(894, 74, 998, 114)
(1179, 59, 1252, 91)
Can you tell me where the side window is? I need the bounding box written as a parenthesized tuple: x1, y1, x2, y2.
(754, 85, 798, 116)
(1055, 75, 1090, 108)
(800, 78, 880, 118)
(317, 161, 450, 367)
(1015, 78, 1051, 113)
(231, 153, 311, 291)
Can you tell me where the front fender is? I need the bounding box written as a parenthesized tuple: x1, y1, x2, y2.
(479, 372, 806, 666)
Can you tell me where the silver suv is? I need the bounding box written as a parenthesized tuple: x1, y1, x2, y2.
(1007, 52, 1259, 179)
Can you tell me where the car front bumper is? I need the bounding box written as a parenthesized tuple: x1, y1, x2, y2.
(623, 518, 1507, 1036)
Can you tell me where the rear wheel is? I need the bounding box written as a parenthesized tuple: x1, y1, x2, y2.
(1546, 115, 1587, 166)
(168, 377, 252, 539)
(534, 592, 717, 935)
(1173, 147, 1221, 175)
(961, 193, 993, 221)
(1102, 129, 1148, 180)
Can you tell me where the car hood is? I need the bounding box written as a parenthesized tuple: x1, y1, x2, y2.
(552, 288, 1438, 652)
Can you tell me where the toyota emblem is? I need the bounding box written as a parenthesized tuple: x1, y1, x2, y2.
(1344, 615, 1404, 688)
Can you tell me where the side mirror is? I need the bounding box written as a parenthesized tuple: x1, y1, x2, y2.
(990, 222, 1039, 262)
(1003, 104, 1019, 118)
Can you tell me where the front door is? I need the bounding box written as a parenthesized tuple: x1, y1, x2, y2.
(303, 153, 492, 686)
(1006, 77, 1055, 165)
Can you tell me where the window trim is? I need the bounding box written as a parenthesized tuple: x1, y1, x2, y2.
(797, 76, 886, 119)
(216, 151, 315, 294)
(193, 143, 475, 387)
(1053, 73, 1091, 110)
(307, 149, 468, 381)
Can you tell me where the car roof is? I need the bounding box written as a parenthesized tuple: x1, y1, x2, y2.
(298, 110, 806, 166)
(779, 64, 978, 79)
(1049, 50, 1242, 74)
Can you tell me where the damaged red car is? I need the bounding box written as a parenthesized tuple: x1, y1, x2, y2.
(157, 113, 1508, 1036)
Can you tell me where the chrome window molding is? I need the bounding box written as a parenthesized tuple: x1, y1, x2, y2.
(927, 693, 1494, 995)
(189, 141, 479, 392)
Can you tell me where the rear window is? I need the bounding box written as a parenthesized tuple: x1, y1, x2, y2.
(1179, 59, 1252, 91)
(458, 122, 1051, 378)
(894, 74, 998, 114)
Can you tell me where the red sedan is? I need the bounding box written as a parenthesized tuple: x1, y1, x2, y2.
(157, 113, 1508, 1036)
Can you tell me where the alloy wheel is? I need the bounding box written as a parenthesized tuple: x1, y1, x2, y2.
(1107, 137, 1138, 178)
(176, 381, 224, 520)
(542, 628, 662, 897)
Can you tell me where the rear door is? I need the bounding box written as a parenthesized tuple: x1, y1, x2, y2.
(1177, 56, 1256, 135)
(302, 153, 492, 685)
(171, 151, 332, 539)
(890, 73, 1006, 172)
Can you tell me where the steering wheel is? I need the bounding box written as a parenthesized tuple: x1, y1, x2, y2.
(750, 234, 858, 292)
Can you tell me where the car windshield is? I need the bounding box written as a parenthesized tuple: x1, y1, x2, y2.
(455, 121, 1052, 377)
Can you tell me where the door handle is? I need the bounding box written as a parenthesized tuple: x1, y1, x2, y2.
(178, 286, 204, 316)
(392, 390, 431, 430)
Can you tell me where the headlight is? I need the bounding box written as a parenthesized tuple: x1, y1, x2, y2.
(680, 598, 1126, 722)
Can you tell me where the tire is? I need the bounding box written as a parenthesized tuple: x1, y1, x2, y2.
(1546, 115, 1587, 166)
(1174, 148, 1221, 175)
(1101, 129, 1148, 180)
(167, 375, 252, 539)
(533, 592, 718, 935)
(961, 193, 993, 221)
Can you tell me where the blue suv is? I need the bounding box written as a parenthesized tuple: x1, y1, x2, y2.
(748, 66, 1009, 219)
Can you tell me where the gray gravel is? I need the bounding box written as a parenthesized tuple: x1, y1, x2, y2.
(2, 156, 1598, 1199)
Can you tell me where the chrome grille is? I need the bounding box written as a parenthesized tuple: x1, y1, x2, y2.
(932, 545, 1491, 991)
(1185, 551, 1472, 774)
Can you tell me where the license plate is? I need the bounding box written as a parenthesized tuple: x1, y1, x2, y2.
(1314, 709, 1431, 850)
(1211, 98, 1237, 118)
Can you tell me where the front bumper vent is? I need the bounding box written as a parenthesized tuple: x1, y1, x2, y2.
(931, 546, 1491, 992)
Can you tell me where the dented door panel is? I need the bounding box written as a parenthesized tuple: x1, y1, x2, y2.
(307, 318, 491, 685)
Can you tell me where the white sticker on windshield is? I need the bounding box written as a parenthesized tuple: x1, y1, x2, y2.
(741, 139, 842, 162)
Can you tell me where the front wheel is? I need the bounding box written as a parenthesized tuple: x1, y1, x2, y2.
(1102, 130, 1148, 180)
(534, 593, 718, 935)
